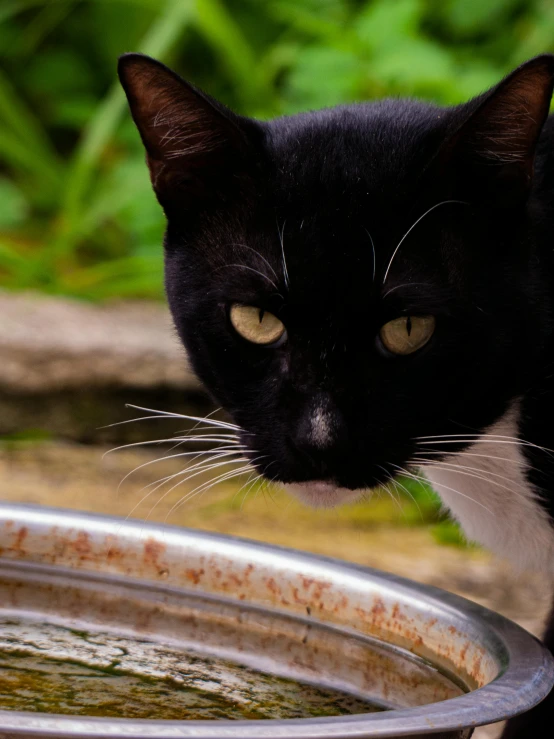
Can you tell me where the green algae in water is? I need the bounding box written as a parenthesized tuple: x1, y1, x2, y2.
(0, 621, 385, 720)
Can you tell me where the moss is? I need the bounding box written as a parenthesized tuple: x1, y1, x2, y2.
(0, 646, 384, 720)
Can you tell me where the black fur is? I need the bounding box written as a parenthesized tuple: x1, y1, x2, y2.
(119, 53, 554, 736)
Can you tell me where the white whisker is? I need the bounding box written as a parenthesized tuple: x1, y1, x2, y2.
(401, 468, 494, 516)
(382, 200, 469, 284)
(364, 228, 376, 283)
(165, 464, 253, 522)
(214, 263, 279, 290)
(415, 458, 530, 499)
(184, 454, 267, 512)
(101, 415, 190, 429)
(116, 444, 245, 493)
(236, 471, 264, 512)
(389, 464, 424, 519)
(412, 448, 524, 465)
(151, 448, 245, 488)
(389, 478, 409, 520)
(227, 244, 280, 283)
(376, 465, 405, 518)
(230, 454, 267, 507)
(125, 405, 240, 430)
(278, 219, 290, 288)
(233, 470, 256, 508)
(146, 457, 250, 523)
(104, 435, 240, 458)
(416, 437, 554, 457)
(413, 448, 544, 476)
(123, 451, 245, 521)
(242, 475, 264, 510)
(382, 282, 431, 299)
(165, 431, 240, 453)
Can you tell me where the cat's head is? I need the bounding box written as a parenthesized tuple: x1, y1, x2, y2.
(119, 54, 554, 507)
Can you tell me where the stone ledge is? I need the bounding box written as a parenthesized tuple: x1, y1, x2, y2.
(0, 292, 202, 394)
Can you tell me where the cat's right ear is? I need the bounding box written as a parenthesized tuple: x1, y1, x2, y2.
(118, 53, 261, 209)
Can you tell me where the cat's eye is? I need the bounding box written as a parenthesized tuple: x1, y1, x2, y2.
(379, 315, 435, 356)
(229, 304, 286, 346)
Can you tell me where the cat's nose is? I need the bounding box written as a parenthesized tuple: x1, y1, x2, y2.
(291, 394, 348, 464)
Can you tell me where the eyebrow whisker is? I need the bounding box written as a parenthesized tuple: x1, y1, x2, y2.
(382, 200, 469, 285)
(364, 228, 376, 283)
(214, 263, 279, 290)
(382, 282, 431, 299)
(278, 219, 290, 289)
(226, 243, 280, 283)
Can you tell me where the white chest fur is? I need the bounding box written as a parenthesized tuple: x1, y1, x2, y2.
(420, 403, 554, 572)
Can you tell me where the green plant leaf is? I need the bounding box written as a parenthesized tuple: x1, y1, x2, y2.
(0, 67, 62, 182)
(355, 0, 423, 51)
(0, 177, 28, 227)
(0, 238, 28, 267)
(285, 46, 363, 111)
(54, 0, 195, 257)
(0, 0, 550, 302)
(431, 520, 474, 548)
(441, 0, 521, 37)
(19, 0, 75, 55)
(194, 0, 266, 109)
(369, 38, 455, 94)
(0, 124, 59, 186)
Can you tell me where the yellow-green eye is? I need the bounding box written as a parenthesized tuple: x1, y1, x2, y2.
(229, 304, 286, 346)
(379, 315, 435, 355)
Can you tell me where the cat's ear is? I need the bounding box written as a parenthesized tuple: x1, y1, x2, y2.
(118, 53, 261, 209)
(440, 54, 554, 206)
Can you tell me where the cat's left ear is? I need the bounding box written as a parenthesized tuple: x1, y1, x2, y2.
(440, 54, 554, 206)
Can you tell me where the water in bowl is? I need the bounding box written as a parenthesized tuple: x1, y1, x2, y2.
(0, 619, 384, 720)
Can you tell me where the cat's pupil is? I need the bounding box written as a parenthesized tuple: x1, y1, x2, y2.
(259, 309, 265, 324)
(406, 316, 412, 336)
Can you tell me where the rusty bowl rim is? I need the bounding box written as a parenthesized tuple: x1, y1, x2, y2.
(0, 503, 552, 738)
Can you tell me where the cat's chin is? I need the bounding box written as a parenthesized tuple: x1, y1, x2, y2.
(284, 481, 364, 509)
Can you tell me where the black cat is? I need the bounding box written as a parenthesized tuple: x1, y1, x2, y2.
(119, 52, 554, 736)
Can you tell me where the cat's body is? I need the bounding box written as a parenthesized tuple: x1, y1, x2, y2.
(119, 53, 554, 736)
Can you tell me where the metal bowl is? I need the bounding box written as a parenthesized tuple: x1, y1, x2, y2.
(0, 503, 552, 738)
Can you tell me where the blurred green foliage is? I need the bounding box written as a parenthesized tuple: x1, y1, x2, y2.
(431, 519, 474, 548)
(1, 0, 553, 300)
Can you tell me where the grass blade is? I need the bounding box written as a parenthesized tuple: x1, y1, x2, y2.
(0, 124, 59, 187)
(53, 0, 195, 256)
(194, 0, 264, 108)
(0, 68, 62, 182)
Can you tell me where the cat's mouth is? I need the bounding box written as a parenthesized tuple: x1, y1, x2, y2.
(284, 481, 366, 509)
